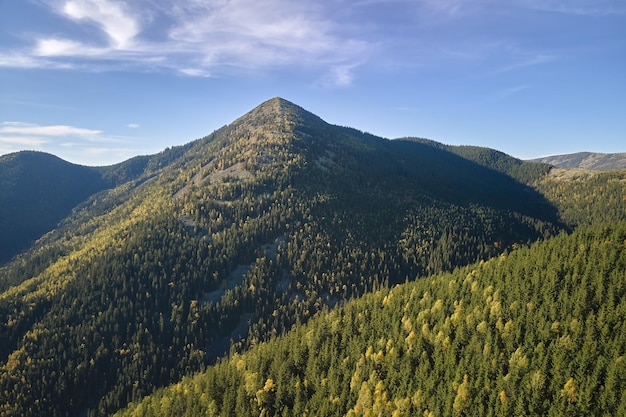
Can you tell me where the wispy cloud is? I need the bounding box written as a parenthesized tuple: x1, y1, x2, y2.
(512, 0, 626, 16)
(489, 84, 530, 101)
(485, 52, 558, 76)
(0, 135, 49, 147)
(35, 38, 106, 57)
(178, 68, 212, 77)
(419, 0, 468, 16)
(0, 0, 370, 85)
(316, 63, 363, 88)
(0, 121, 138, 165)
(0, 52, 77, 70)
(60, 0, 140, 48)
(0, 0, 620, 83)
(419, 0, 626, 16)
(501, 84, 530, 96)
(1, 122, 103, 138)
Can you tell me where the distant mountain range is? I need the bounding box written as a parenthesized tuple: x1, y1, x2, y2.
(530, 151, 626, 170)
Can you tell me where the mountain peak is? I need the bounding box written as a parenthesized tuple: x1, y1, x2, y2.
(231, 97, 323, 130)
(258, 96, 301, 112)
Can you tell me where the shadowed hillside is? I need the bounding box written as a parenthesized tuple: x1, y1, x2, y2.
(0, 151, 105, 263)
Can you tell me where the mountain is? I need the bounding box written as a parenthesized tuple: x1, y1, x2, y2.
(1, 97, 620, 417)
(0, 144, 196, 267)
(0, 151, 106, 264)
(398, 138, 553, 184)
(530, 152, 626, 170)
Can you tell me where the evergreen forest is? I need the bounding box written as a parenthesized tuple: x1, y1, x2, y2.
(115, 222, 626, 417)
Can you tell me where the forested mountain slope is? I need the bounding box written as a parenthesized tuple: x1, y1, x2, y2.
(534, 167, 626, 228)
(399, 137, 552, 185)
(0, 98, 563, 417)
(0, 146, 191, 267)
(404, 138, 626, 229)
(115, 222, 626, 417)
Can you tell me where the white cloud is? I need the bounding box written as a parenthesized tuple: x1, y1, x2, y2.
(178, 68, 212, 77)
(316, 64, 361, 88)
(35, 38, 108, 57)
(332, 66, 358, 87)
(61, 145, 141, 166)
(36, 38, 84, 56)
(0, 122, 103, 137)
(0, 52, 77, 69)
(127, 123, 140, 129)
(0, 122, 138, 165)
(0, 0, 370, 83)
(0, 135, 49, 147)
(60, 0, 140, 48)
(162, 0, 369, 70)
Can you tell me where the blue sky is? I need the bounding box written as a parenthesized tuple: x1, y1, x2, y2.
(1, 0, 624, 166)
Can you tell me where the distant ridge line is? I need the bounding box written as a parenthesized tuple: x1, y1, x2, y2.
(529, 151, 626, 171)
